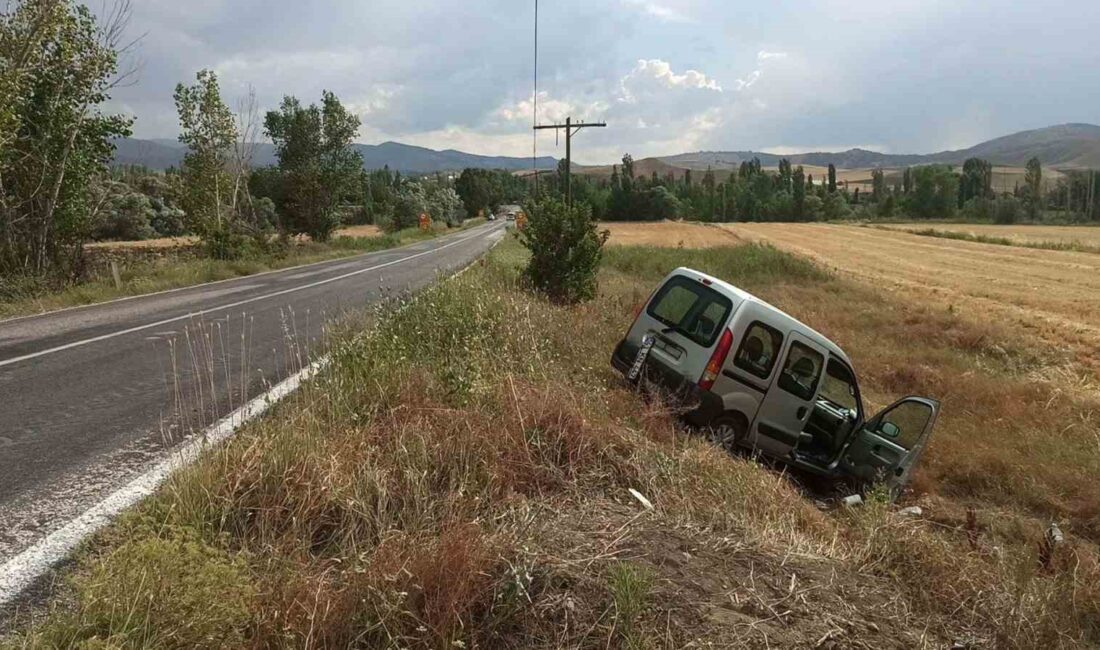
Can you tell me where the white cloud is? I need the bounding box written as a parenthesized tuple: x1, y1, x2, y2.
(620, 0, 693, 23)
(757, 50, 788, 62)
(494, 92, 608, 125)
(619, 59, 722, 104)
(734, 70, 761, 91)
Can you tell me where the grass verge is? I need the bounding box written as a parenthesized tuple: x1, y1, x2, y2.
(0, 220, 484, 321)
(5, 237, 1098, 648)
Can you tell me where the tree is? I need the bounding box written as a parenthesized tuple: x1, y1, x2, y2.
(792, 166, 806, 221)
(520, 198, 608, 304)
(174, 70, 238, 250)
(871, 169, 886, 204)
(827, 164, 837, 194)
(908, 165, 959, 219)
(960, 158, 993, 205)
(1024, 157, 1043, 219)
(0, 0, 134, 278)
(264, 91, 362, 241)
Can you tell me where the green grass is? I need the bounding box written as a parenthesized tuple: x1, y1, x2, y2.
(0, 220, 484, 321)
(6, 236, 1099, 648)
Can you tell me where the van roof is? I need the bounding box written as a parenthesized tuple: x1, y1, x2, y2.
(673, 267, 854, 367)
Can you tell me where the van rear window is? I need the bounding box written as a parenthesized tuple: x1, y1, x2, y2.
(647, 276, 733, 347)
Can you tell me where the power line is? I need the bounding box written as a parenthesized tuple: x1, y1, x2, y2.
(534, 117, 607, 207)
(532, 0, 538, 194)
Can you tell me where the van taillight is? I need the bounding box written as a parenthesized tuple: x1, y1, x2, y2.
(699, 329, 734, 391)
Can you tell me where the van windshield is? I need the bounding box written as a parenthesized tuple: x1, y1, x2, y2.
(647, 276, 733, 347)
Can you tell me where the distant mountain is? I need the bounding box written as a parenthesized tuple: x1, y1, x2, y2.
(111, 138, 557, 174)
(656, 123, 1100, 171)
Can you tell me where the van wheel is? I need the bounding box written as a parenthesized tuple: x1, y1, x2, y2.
(709, 415, 747, 452)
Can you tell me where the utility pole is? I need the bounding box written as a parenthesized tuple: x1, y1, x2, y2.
(534, 116, 606, 207)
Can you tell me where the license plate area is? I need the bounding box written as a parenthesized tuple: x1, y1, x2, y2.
(653, 337, 684, 360)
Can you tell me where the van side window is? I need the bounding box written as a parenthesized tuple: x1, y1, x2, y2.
(733, 322, 783, 379)
(777, 342, 824, 401)
(647, 276, 733, 347)
(875, 401, 933, 450)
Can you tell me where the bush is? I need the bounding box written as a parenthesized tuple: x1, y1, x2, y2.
(520, 199, 608, 304)
(962, 197, 994, 222)
(93, 193, 156, 241)
(993, 195, 1022, 224)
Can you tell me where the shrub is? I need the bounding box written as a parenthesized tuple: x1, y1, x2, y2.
(520, 198, 609, 304)
(993, 195, 1022, 224)
(92, 193, 156, 241)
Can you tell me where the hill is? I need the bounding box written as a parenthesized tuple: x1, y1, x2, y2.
(655, 123, 1100, 171)
(111, 138, 557, 174)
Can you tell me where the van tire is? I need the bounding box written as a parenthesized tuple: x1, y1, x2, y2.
(709, 414, 748, 452)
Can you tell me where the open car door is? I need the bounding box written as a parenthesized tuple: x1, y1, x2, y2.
(841, 396, 940, 495)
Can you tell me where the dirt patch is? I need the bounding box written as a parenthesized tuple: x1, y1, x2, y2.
(601, 221, 742, 248)
(528, 499, 950, 648)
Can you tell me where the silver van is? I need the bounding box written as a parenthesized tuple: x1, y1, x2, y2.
(611, 267, 941, 495)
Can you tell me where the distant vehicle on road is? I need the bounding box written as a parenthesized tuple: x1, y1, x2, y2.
(611, 267, 940, 497)
(499, 204, 521, 221)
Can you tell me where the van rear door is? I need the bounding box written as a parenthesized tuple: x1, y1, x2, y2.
(840, 397, 940, 495)
(625, 273, 735, 394)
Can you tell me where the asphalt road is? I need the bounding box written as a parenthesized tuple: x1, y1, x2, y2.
(0, 221, 506, 565)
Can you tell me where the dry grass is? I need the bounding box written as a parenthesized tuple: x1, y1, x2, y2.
(7, 236, 1099, 648)
(723, 222, 1100, 378)
(0, 222, 471, 320)
(600, 221, 740, 248)
(879, 222, 1100, 247)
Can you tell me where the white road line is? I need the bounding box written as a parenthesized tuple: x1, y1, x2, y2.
(0, 222, 493, 327)
(0, 226, 505, 608)
(0, 227, 490, 369)
(0, 357, 328, 607)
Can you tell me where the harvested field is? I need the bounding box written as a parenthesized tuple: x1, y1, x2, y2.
(600, 221, 740, 248)
(879, 222, 1100, 247)
(720, 222, 1100, 374)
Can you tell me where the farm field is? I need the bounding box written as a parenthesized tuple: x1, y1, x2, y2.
(878, 222, 1100, 247)
(718, 222, 1100, 374)
(599, 220, 739, 248)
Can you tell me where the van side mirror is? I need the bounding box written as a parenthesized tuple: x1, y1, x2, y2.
(877, 421, 901, 438)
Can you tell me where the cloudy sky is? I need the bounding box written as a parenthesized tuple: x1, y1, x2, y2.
(104, 0, 1100, 164)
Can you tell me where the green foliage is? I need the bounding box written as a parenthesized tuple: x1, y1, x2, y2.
(1024, 157, 1043, 219)
(608, 562, 654, 650)
(174, 69, 237, 247)
(264, 91, 362, 242)
(907, 165, 959, 219)
(960, 157, 994, 205)
(454, 167, 528, 218)
(0, 0, 133, 278)
(93, 192, 156, 241)
(993, 195, 1023, 224)
(22, 526, 254, 649)
(520, 198, 608, 304)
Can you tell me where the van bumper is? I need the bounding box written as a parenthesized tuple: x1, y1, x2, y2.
(611, 340, 724, 427)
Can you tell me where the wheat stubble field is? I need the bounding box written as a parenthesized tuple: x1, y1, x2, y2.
(712, 223, 1100, 371)
(878, 222, 1100, 247)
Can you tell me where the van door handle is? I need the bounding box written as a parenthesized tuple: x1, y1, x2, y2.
(796, 407, 807, 419)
